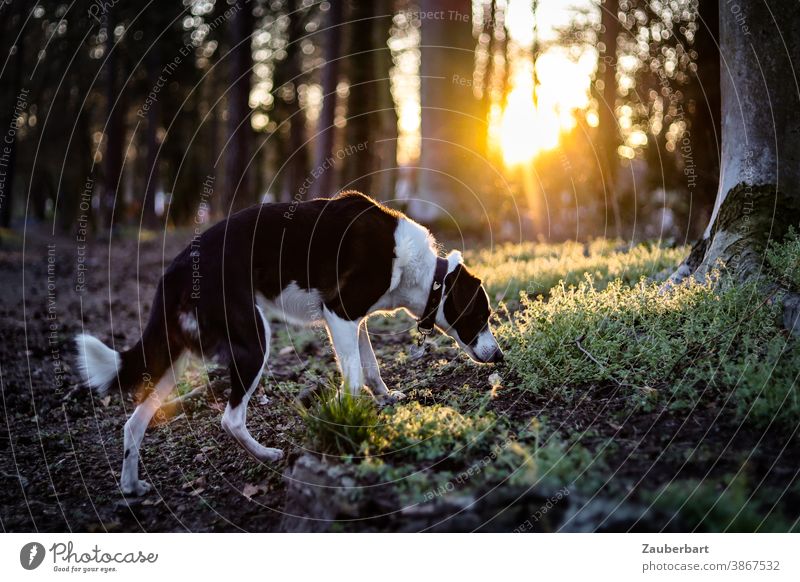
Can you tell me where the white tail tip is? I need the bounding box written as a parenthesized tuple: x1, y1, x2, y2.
(75, 334, 121, 393)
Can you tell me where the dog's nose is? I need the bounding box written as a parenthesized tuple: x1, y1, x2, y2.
(490, 349, 504, 363)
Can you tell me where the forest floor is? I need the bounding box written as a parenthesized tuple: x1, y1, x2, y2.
(1, 227, 798, 532)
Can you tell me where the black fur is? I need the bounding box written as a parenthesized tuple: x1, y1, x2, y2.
(443, 263, 491, 347)
(114, 191, 400, 406)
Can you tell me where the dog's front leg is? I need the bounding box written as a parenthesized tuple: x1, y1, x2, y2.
(323, 307, 364, 395)
(358, 320, 405, 404)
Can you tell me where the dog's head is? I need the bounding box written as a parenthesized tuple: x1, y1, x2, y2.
(436, 251, 504, 364)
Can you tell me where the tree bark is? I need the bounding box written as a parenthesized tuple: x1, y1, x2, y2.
(285, 0, 309, 201)
(670, 0, 800, 333)
(342, 1, 380, 194)
(412, 0, 481, 225)
(103, 7, 124, 231)
(225, 0, 255, 212)
(597, 0, 622, 237)
(309, 0, 343, 199)
(684, 0, 721, 237)
(142, 47, 160, 228)
(0, 0, 24, 229)
(370, 0, 398, 200)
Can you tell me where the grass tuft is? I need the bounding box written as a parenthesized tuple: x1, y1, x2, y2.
(300, 387, 379, 457)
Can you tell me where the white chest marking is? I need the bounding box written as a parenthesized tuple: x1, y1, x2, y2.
(258, 283, 323, 326)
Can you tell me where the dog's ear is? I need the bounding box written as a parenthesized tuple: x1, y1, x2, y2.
(446, 250, 463, 272)
(444, 262, 480, 315)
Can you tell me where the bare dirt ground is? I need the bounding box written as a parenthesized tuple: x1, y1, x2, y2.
(1, 228, 798, 532)
(0, 227, 493, 531)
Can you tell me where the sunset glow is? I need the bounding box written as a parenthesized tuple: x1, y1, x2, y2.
(495, 0, 596, 165)
(497, 49, 595, 166)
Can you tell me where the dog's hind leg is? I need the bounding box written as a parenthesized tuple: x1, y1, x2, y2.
(221, 306, 283, 463)
(121, 353, 187, 496)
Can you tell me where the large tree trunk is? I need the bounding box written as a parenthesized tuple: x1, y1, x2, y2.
(225, 0, 255, 212)
(684, 0, 721, 237)
(308, 0, 343, 199)
(670, 0, 800, 332)
(411, 0, 481, 224)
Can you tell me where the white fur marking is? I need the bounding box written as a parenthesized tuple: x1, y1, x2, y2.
(260, 283, 323, 326)
(473, 328, 500, 362)
(75, 334, 121, 393)
(179, 311, 200, 339)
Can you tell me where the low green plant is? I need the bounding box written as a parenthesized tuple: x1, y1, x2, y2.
(498, 273, 799, 427)
(496, 419, 601, 490)
(767, 226, 800, 289)
(370, 401, 497, 462)
(300, 388, 379, 457)
(649, 474, 794, 532)
(469, 239, 686, 301)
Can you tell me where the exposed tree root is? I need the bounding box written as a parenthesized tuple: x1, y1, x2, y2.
(665, 182, 800, 336)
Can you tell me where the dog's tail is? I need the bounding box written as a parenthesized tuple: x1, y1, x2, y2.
(75, 279, 184, 395)
(74, 333, 123, 394)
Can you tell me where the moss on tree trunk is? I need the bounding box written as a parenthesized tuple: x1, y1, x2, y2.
(694, 182, 800, 281)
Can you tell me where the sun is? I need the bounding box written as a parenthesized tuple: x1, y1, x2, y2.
(498, 73, 560, 166)
(497, 51, 594, 166)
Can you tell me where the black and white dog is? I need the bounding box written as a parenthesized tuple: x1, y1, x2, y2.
(76, 191, 503, 495)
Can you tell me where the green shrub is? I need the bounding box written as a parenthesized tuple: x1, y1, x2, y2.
(767, 226, 800, 289)
(498, 274, 799, 428)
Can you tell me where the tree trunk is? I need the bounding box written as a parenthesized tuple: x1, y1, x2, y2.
(684, 0, 722, 237)
(370, 0, 397, 200)
(0, 0, 24, 229)
(285, 0, 309, 201)
(225, 0, 254, 212)
(103, 7, 124, 231)
(479, 0, 496, 161)
(342, 1, 379, 193)
(597, 0, 622, 237)
(142, 47, 160, 228)
(670, 0, 800, 333)
(309, 0, 343, 199)
(412, 0, 481, 225)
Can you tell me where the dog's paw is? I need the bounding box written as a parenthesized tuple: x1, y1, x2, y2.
(255, 447, 284, 463)
(121, 479, 152, 496)
(377, 390, 406, 405)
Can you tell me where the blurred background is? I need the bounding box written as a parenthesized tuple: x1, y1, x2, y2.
(0, 0, 720, 242)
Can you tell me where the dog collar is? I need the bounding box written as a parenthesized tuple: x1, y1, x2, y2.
(416, 257, 449, 345)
